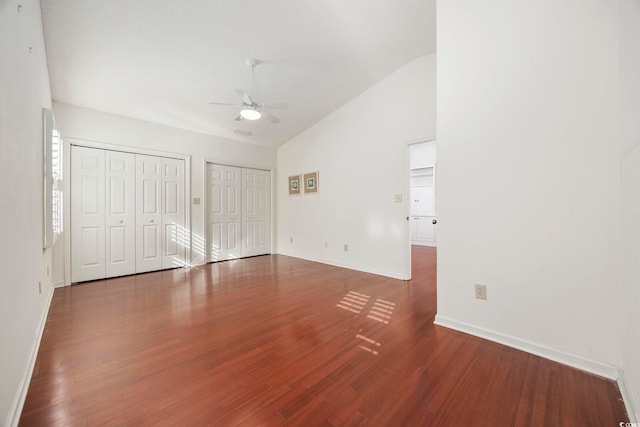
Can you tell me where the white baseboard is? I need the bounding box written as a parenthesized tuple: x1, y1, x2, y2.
(411, 241, 436, 247)
(618, 369, 640, 422)
(433, 314, 619, 380)
(5, 286, 55, 427)
(277, 251, 407, 281)
(53, 279, 66, 288)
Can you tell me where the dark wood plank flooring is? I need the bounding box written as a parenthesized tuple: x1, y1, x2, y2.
(20, 247, 628, 426)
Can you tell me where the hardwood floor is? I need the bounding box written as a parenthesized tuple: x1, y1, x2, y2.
(20, 247, 627, 426)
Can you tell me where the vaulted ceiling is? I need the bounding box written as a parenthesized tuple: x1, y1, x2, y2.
(41, 0, 436, 148)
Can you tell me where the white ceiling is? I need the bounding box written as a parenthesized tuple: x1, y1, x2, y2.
(41, 0, 436, 148)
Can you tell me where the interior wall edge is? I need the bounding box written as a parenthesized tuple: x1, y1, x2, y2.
(619, 369, 640, 423)
(433, 314, 620, 381)
(6, 285, 55, 427)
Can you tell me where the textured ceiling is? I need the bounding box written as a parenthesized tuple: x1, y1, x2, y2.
(41, 0, 436, 148)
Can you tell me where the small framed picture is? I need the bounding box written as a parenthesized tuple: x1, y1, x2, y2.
(288, 174, 301, 195)
(304, 171, 319, 194)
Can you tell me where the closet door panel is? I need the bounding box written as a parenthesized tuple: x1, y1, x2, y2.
(71, 146, 106, 282)
(227, 222, 238, 250)
(79, 228, 101, 267)
(162, 158, 185, 269)
(136, 155, 163, 273)
(105, 151, 136, 277)
(241, 168, 271, 257)
(207, 164, 241, 262)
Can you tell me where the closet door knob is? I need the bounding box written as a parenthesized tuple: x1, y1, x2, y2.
(119, 220, 123, 223)
(150, 219, 154, 223)
(432, 219, 437, 224)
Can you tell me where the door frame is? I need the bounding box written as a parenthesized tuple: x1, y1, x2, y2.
(203, 158, 275, 263)
(63, 137, 192, 286)
(405, 137, 436, 280)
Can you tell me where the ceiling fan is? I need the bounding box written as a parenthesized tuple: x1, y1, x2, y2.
(209, 58, 286, 123)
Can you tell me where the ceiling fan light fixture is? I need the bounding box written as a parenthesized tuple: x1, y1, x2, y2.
(240, 108, 261, 120)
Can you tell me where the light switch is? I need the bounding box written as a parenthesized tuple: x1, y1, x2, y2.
(193, 197, 201, 205)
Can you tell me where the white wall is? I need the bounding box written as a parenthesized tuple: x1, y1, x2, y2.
(277, 55, 436, 279)
(53, 102, 277, 275)
(620, 0, 640, 420)
(410, 142, 436, 170)
(0, 0, 55, 425)
(436, 0, 623, 377)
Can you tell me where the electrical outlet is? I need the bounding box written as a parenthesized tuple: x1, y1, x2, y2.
(290, 237, 293, 244)
(38, 281, 42, 295)
(475, 284, 487, 300)
(344, 244, 349, 252)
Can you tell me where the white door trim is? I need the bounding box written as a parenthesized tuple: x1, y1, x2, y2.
(63, 138, 191, 286)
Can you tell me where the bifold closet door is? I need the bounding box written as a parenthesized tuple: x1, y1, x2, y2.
(136, 155, 186, 272)
(207, 164, 242, 262)
(241, 168, 271, 257)
(136, 155, 163, 273)
(105, 151, 136, 277)
(72, 149, 186, 282)
(71, 146, 106, 282)
(72, 147, 136, 282)
(161, 158, 186, 269)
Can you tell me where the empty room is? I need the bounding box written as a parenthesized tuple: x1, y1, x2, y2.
(2, 0, 640, 425)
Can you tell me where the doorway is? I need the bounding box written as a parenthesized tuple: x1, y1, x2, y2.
(407, 140, 437, 278)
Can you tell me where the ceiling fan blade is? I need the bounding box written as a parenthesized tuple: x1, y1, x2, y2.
(261, 110, 281, 124)
(234, 114, 244, 121)
(209, 101, 239, 106)
(235, 89, 254, 105)
(260, 102, 287, 110)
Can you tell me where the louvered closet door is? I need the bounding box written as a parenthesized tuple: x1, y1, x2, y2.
(241, 168, 271, 257)
(71, 146, 106, 282)
(162, 158, 186, 269)
(207, 163, 242, 262)
(136, 155, 163, 273)
(105, 151, 136, 277)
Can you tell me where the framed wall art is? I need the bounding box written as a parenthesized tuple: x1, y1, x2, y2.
(288, 174, 301, 195)
(304, 171, 319, 194)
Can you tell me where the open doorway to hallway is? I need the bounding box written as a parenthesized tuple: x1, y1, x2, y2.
(408, 140, 437, 279)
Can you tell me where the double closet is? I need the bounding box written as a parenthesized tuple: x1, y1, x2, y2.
(206, 163, 271, 262)
(71, 145, 186, 282)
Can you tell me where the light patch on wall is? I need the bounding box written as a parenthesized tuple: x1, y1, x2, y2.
(366, 214, 404, 241)
(366, 214, 385, 239)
